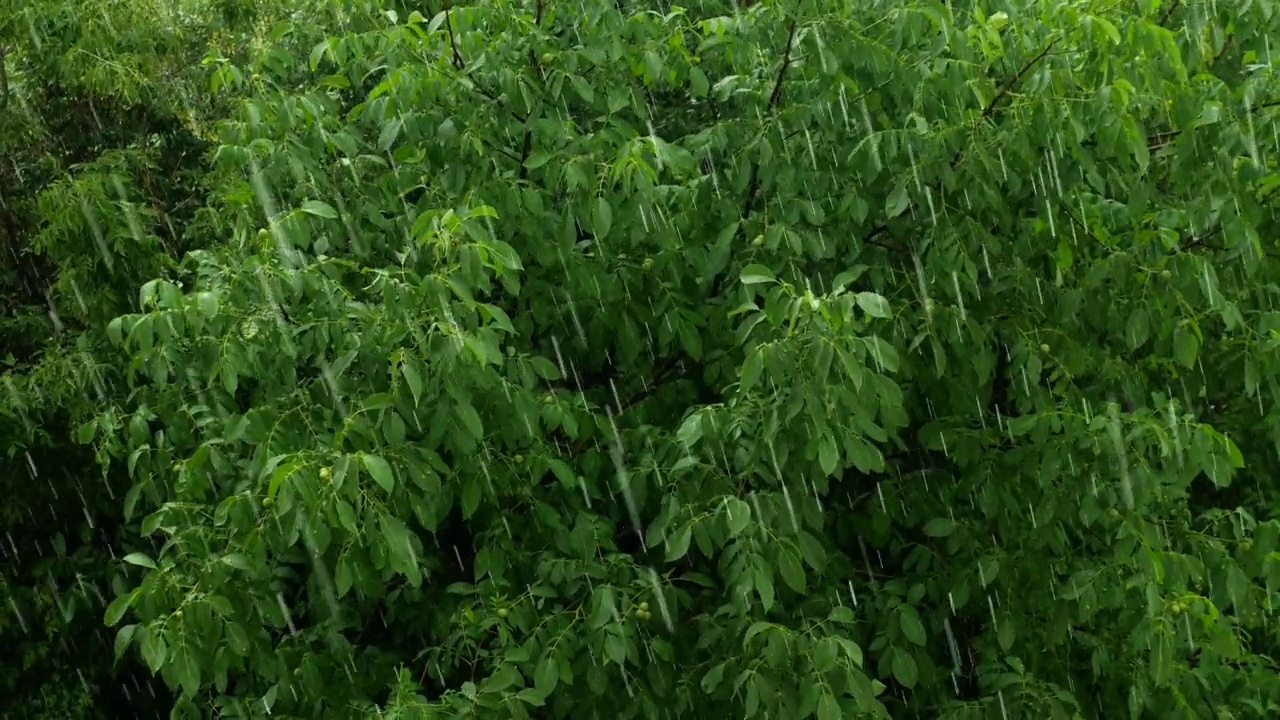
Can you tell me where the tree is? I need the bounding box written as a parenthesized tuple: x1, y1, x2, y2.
(4, 0, 1280, 718)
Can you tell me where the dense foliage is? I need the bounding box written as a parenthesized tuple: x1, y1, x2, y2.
(4, 0, 1280, 717)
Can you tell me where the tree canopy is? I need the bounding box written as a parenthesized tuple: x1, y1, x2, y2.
(3, 0, 1280, 718)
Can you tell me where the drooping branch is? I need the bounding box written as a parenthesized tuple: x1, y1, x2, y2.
(518, 0, 547, 181)
(706, 18, 799, 300)
(741, 19, 799, 218)
(951, 36, 1061, 170)
(0, 45, 10, 112)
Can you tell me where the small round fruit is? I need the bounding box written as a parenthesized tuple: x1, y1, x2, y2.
(751, 235, 764, 247)
(514, 454, 524, 465)
(497, 608, 509, 619)
(1240, 540, 1253, 553)
(174, 610, 184, 619)
(642, 258, 654, 270)
(263, 497, 274, 507)
(1040, 343, 1050, 353)
(639, 601, 649, 612)
(320, 467, 331, 480)
(1160, 269, 1172, 279)
(1107, 507, 1120, 519)
(257, 229, 269, 241)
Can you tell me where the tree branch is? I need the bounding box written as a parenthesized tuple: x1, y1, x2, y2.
(518, 0, 547, 181)
(0, 45, 10, 112)
(952, 37, 1061, 170)
(742, 19, 799, 218)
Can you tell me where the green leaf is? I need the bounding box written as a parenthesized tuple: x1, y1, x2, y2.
(818, 434, 839, 476)
(222, 553, 252, 571)
(812, 636, 838, 672)
(122, 553, 157, 570)
(362, 454, 395, 494)
(856, 292, 891, 318)
(755, 566, 775, 611)
(141, 629, 168, 673)
(114, 624, 137, 659)
(899, 606, 926, 646)
(534, 655, 559, 696)
(700, 662, 726, 693)
(455, 400, 485, 440)
(516, 688, 547, 706)
(1173, 324, 1199, 368)
(665, 524, 692, 562)
(377, 117, 403, 151)
(523, 152, 552, 170)
(594, 196, 613, 239)
(891, 647, 918, 688)
(817, 691, 841, 720)
(529, 355, 561, 380)
(886, 183, 910, 218)
(689, 65, 709, 97)
(777, 547, 805, 593)
(724, 497, 751, 537)
(588, 586, 616, 629)
(923, 518, 957, 537)
(301, 200, 338, 219)
(460, 479, 483, 519)
(740, 264, 775, 285)
(105, 593, 134, 626)
(1126, 308, 1150, 349)
(604, 633, 626, 665)
(401, 359, 423, 405)
(739, 347, 765, 394)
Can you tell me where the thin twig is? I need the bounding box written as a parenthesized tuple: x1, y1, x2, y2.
(952, 37, 1061, 170)
(741, 19, 799, 218)
(518, 0, 547, 181)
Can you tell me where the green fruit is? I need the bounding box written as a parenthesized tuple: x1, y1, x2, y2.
(513, 454, 524, 465)
(1161, 269, 1172, 279)
(1040, 343, 1050, 353)
(263, 497, 274, 507)
(642, 258, 654, 270)
(497, 608, 508, 619)
(320, 467, 331, 480)
(257, 229, 269, 241)
(751, 235, 764, 247)
(639, 601, 649, 612)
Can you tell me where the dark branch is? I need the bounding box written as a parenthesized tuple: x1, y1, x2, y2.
(0, 45, 10, 112)
(952, 37, 1061, 170)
